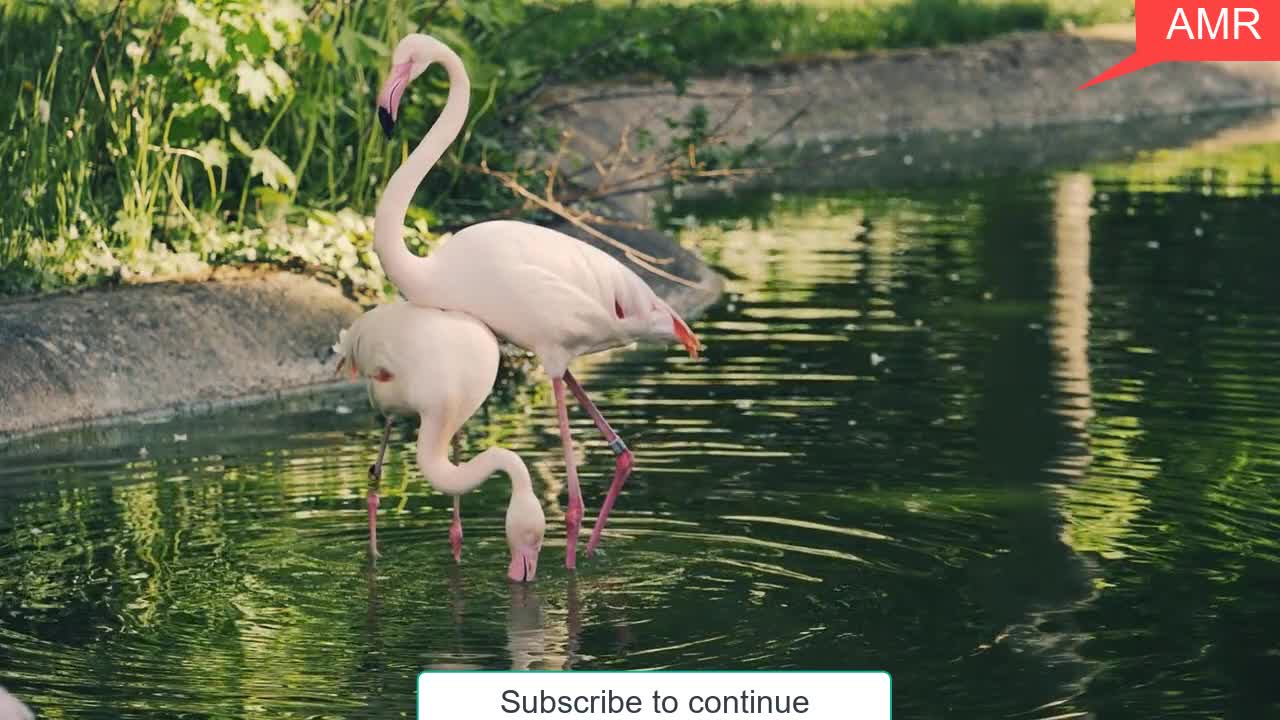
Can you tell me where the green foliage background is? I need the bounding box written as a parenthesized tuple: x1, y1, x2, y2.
(0, 0, 1129, 296)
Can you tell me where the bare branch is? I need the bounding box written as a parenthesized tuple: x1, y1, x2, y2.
(759, 95, 817, 147)
(74, 0, 127, 116)
(470, 161, 706, 290)
(473, 160, 672, 263)
(421, 0, 450, 27)
(544, 130, 573, 202)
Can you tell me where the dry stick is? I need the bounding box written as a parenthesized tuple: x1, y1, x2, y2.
(460, 102, 756, 283)
(421, 0, 450, 26)
(499, 4, 671, 118)
(566, 93, 748, 193)
(596, 124, 632, 192)
(74, 0, 128, 116)
(544, 131, 573, 202)
(124, 2, 176, 111)
(494, 3, 565, 48)
(759, 94, 817, 148)
(708, 95, 748, 138)
(419, 152, 757, 233)
(141, 4, 176, 58)
(473, 161, 707, 290)
(558, 155, 760, 208)
(563, 124, 630, 185)
(564, 95, 795, 199)
(564, 128, 671, 192)
(476, 159, 669, 264)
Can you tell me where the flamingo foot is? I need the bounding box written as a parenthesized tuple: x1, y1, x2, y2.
(565, 496, 585, 571)
(587, 447, 634, 557)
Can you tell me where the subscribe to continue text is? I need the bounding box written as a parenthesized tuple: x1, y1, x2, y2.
(417, 671, 890, 720)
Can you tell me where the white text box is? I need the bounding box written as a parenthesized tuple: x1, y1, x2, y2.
(418, 671, 890, 720)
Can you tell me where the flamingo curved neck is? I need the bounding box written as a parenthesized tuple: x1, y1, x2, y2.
(416, 421, 533, 499)
(374, 46, 471, 300)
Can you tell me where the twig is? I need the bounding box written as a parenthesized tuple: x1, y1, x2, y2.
(759, 95, 817, 147)
(475, 160, 670, 264)
(559, 160, 760, 207)
(564, 95, 749, 192)
(497, 2, 670, 118)
(493, 1, 569, 47)
(544, 130, 573, 202)
(75, 0, 127, 116)
(596, 124, 632, 193)
(708, 93, 749, 139)
(421, 0, 450, 27)
(472, 161, 704, 290)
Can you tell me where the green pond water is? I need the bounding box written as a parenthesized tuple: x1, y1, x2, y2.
(4, 112, 1280, 718)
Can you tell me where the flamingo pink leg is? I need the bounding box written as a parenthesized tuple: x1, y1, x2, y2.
(368, 416, 394, 559)
(449, 496, 463, 563)
(564, 370, 634, 557)
(367, 492, 380, 558)
(448, 436, 464, 562)
(553, 376, 585, 570)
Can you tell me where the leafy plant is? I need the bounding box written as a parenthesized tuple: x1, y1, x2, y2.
(0, 0, 1131, 295)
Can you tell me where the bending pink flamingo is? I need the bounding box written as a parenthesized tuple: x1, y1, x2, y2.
(0, 686, 33, 720)
(335, 302, 545, 581)
(374, 34, 700, 570)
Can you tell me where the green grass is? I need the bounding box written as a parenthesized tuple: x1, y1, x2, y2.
(0, 0, 1132, 297)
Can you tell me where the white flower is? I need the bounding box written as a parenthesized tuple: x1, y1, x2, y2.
(229, 128, 296, 190)
(177, 0, 227, 66)
(200, 84, 231, 120)
(263, 60, 292, 94)
(259, 1, 305, 49)
(235, 62, 275, 108)
(193, 138, 228, 169)
(36, 99, 50, 124)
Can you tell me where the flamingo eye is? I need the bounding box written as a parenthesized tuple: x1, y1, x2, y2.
(374, 368, 394, 382)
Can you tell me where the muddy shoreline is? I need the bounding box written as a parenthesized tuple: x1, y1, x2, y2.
(0, 226, 721, 440)
(541, 27, 1279, 220)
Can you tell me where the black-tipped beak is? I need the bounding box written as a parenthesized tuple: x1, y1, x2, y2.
(378, 107, 396, 139)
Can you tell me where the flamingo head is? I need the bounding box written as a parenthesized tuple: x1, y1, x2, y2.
(505, 489, 546, 583)
(377, 34, 445, 138)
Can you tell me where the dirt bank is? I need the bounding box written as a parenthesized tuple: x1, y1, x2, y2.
(546, 26, 1280, 151)
(0, 273, 358, 437)
(541, 27, 1279, 217)
(0, 227, 722, 439)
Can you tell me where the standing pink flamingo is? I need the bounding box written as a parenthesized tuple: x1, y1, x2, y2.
(374, 34, 700, 570)
(335, 302, 546, 581)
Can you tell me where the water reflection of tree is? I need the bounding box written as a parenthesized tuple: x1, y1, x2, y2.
(677, 166, 1280, 713)
(649, 184, 1101, 711)
(1054, 175, 1280, 716)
